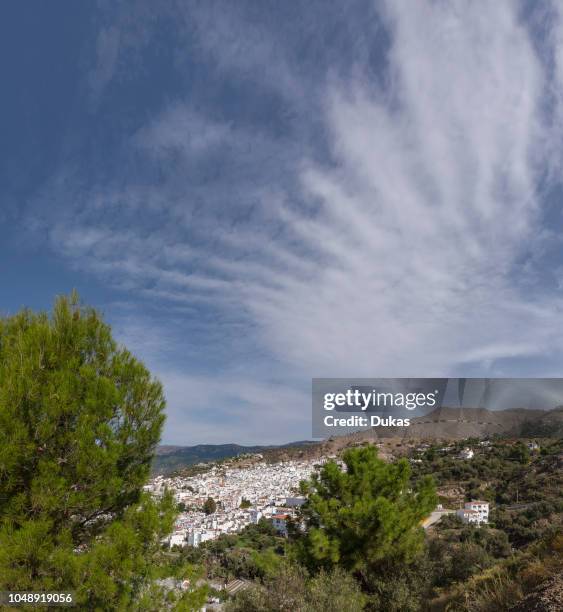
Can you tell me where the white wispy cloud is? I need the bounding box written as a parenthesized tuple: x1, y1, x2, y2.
(37, 0, 563, 443)
(233, 0, 563, 376)
(88, 25, 121, 107)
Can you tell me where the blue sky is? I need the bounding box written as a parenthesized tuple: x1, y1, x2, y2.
(3, 1, 563, 444)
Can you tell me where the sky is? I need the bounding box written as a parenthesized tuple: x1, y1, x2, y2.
(3, 1, 563, 445)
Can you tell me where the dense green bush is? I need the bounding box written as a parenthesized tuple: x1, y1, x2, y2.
(225, 563, 365, 612)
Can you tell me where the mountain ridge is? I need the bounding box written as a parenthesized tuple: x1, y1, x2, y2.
(154, 407, 563, 473)
(152, 440, 317, 474)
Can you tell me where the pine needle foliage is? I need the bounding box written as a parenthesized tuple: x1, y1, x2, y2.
(0, 293, 188, 609)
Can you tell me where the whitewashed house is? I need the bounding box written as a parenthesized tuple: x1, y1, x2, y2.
(249, 509, 262, 524)
(168, 531, 187, 548)
(457, 501, 489, 525)
(459, 448, 474, 460)
(457, 508, 480, 524)
(188, 529, 215, 547)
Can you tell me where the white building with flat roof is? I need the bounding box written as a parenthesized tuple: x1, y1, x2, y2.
(284, 497, 306, 508)
(457, 501, 489, 525)
(188, 529, 216, 547)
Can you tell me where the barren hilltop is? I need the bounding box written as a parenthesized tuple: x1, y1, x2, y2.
(329, 406, 563, 446)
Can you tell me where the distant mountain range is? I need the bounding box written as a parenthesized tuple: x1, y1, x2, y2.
(153, 441, 317, 475)
(154, 406, 563, 474)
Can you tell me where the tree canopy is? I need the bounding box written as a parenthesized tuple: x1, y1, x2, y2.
(203, 497, 217, 515)
(240, 498, 251, 509)
(295, 446, 436, 574)
(0, 293, 200, 609)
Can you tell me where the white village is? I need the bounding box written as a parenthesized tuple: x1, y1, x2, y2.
(146, 444, 496, 552)
(145, 457, 326, 548)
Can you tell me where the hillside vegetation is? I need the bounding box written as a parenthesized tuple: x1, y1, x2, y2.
(183, 437, 563, 611)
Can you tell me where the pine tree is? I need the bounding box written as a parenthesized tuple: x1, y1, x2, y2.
(295, 446, 436, 585)
(0, 293, 200, 609)
(203, 497, 217, 515)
